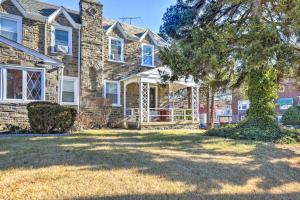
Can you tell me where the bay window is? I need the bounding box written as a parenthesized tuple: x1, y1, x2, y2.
(0, 12, 22, 43)
(109, 37, 124, 62)
(104, 80, 120, 106)
(61, 76, 78, 105)
(142, 44, 154, 67)
(0, 66, 45, 102)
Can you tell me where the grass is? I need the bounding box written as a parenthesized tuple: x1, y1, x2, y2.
(0, 129, 299, 200)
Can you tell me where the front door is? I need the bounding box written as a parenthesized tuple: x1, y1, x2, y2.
(149, 87, 157, 108)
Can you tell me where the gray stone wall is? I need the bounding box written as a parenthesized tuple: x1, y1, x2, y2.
(79, 0, 105, 111)
(0, 42, 59, 129)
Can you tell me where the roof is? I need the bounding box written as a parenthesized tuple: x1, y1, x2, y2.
(122, 67, 198, 87)
(17, 0, 81, 23)
(5, 0, 167, 45)
(0, 35, 63, 68)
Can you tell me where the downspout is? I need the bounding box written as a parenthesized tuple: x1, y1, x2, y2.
(77, 28, 81, 113)
(44, 22, 48, 55)
(58, 66, 65, 104)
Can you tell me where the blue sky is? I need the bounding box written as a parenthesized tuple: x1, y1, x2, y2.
(42, 0, 177, 33)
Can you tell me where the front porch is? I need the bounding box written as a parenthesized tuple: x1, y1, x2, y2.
(122, 67, 199, 129)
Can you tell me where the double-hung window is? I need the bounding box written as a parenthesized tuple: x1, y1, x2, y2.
(238, 100, 250, 111)
(0, 13, 22, 43)
(109, 37, 124, 62)
(51, 25, 72, 54)
(142, 44, 154, 67)
(61, 76, 78, 105)
(0, 66, 45, 102)
(104, 80, 120, 107)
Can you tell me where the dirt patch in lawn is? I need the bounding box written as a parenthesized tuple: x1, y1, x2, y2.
(0, 129, 299, 200)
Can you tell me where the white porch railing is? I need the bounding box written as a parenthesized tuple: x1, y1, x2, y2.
(125, 108, 194, 123)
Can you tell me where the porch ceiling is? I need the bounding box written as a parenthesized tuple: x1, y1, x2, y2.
(121, 66, 199, 87)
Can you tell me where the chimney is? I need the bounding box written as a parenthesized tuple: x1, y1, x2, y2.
(79, 0, 104, 110)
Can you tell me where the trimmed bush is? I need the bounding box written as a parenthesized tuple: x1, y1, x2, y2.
(27, 102, 77, 133)
(282, 106, 300, 126)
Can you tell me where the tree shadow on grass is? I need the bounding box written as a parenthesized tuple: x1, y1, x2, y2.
(0, 132, 299, 199)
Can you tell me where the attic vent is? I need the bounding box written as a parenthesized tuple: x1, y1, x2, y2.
(87, 7, 97, 16)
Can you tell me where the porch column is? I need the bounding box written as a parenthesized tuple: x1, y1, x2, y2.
(123, 82, 127, 117)
(139, 81, 150, 125)
(191, 86, 199, 122)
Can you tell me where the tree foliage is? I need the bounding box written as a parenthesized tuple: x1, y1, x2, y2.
(160, 0, 300, 132)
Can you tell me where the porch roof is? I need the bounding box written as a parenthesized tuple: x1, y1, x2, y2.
(121, 66, 199, 87)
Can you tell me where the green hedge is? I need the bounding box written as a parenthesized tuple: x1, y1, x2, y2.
(282, 106, 300, 125)
(27, 102, 77, 133)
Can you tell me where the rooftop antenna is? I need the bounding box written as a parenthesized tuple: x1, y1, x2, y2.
(119, 17, 141, 24)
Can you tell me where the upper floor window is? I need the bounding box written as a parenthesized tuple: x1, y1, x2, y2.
(0, 13, 22, 43)
(0, 66, 45, 102)
(238, 100, 250, 111)
(142, 44, 154, 67)
(51, 25, 72, 55)
(109, 37, 124, 62)
(104, 80, 120, 107)
(61, 76, 78, 105)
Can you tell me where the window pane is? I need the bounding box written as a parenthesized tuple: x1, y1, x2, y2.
(143, 45, 153, 65)
(0, 17, 18, 41)
(62, 80, 75, 103)
(27, 71, 42, 100)
(7, 69, 23, 99)
(55, 29, 69, 46)
(110, 39, 122, 61)
(106, 82, 118, 104)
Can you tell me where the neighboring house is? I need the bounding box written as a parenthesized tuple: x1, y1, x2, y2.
(232, 79, 300, 123)
(0, 0, 199, 130)
(199, 91, 233, 127)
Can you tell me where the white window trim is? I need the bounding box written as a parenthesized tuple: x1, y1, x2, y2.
(0, 12, 22, 44)
(238, 100, 250, 111)
(103, 80, 121, 107)
(141, 43, 155, 67)
(60, 76, 79, 105)
(108, 37, 125, 63)
(51, 24, 73, 55)
(0, 65, 45, 103)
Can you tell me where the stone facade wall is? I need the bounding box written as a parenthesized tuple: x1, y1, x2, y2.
(0, 42, 59, 129)
(0, 0, 77, 129)
(79, 0, 105, 115)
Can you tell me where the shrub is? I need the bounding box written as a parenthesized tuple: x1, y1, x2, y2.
(73, 111, 94, 131)
(27, 102, 77, 133)
(207, 116, 281, 142)
(282, 106, 300, 125)
(207, 116, 299, 144)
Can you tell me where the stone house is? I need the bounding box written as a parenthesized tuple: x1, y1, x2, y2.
(0, 0, 199, 130)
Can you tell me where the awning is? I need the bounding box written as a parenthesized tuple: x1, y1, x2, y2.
(276, 98, 293, 106)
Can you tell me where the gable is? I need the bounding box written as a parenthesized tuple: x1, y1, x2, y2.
(0, 0, 23, 17)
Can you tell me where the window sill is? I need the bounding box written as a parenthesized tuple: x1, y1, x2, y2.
(51, 51, 73, 56)
(112, 104, 122, 107)
(61, 102, 78, 106)
(0, 100, 44, 104)
(141, 64, 155, 68)
(108, 59, 126, 64)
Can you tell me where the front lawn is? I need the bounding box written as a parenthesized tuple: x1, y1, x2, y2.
(0, 129, 299, 200)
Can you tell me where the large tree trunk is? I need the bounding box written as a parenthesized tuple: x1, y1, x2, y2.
(209, 90, 215, 128)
